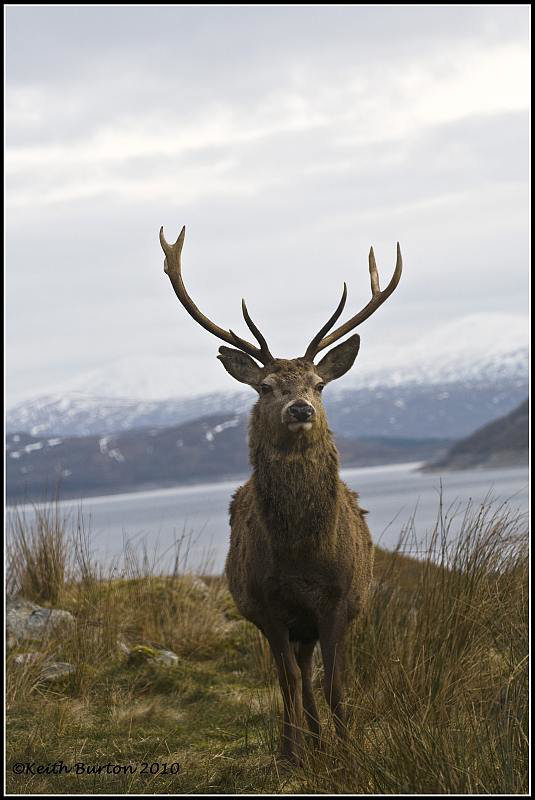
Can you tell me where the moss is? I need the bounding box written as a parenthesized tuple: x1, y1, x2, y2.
(127, 645, 159, 666)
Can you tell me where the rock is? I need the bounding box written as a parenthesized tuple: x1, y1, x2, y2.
(12, 652, 43, 667)
(186, 576, 210, 598)
(10, 651, 75, 683)
(155, 649, 179, 666)
(6, 597, 74, 643)
(117, 639, 130, 655)
(39, 662, 75, 682)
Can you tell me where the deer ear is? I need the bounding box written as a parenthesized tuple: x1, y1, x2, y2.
(217, 346, 263, 387)
(315, 334, 360, 383)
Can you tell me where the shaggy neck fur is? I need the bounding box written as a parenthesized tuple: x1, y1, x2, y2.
(249, 403, 340, 542)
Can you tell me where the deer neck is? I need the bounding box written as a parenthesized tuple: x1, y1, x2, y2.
(249, 411, 340, 539)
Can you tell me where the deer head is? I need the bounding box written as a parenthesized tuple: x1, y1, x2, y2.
(160, 226, 402, 438)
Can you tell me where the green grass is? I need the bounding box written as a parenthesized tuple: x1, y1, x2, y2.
(6, 496, 529, 794)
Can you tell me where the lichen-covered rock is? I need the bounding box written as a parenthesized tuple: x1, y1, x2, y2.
(126, 644, 179, 667)
(6, 597, 74, 644)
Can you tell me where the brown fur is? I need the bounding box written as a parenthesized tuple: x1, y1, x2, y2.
(223, 355, 374, 762)
(159, 225, 401, 763)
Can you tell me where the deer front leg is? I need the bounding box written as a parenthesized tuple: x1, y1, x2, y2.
(318, 611, 349, 740)
(264, 624, 304, 764)
(295, 640, 322, 745)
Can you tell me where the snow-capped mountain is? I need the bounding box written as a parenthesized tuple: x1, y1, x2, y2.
(6, 313, 529, 440)
(342, 312, 529, 389)
(6, 391, 252, 438)
(37, 355, 208, 401)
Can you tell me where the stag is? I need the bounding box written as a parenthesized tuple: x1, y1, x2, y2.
(160, 225, 402, 763)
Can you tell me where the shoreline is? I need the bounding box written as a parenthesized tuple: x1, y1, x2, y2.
(6, 461, 530, 512)
(7, 461, 426, 510)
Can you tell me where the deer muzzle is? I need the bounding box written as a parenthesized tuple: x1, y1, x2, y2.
(282, 400, 316, 431)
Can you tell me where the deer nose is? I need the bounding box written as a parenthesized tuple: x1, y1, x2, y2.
(288, 402, 315, 422)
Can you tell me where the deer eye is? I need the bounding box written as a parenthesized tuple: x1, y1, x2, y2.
(260, 383, 273, 395)
(315, 383, 325, 393)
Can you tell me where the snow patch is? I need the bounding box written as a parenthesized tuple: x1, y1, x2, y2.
(24, 442, 43, 453)
(212, 418, 240, 434)
(99, 436, 111, 454)
(205, 417, 240, 443)
(30, 425, 47, 435)
(98, 436, 124, 461)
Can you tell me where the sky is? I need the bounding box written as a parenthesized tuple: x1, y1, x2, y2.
(5, 5, 530, 405)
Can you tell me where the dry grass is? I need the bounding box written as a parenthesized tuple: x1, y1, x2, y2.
(7, 502, 69, 604)
(6, 494, 529, 794)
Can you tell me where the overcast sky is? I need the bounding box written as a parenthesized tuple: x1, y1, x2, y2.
(5, 5, 530, 404)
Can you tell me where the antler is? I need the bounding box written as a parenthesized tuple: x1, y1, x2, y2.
(304, 243, 402, 360)
(303, 284, 348, 361)
(160, 226, 274, 365)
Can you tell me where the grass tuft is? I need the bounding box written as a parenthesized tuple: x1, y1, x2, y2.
(6, 494, 528, 794)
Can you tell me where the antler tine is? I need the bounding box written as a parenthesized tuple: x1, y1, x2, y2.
(311, 243, 402, 356)
(303, 283, 348, 361)
(241, 299, 274, 362)
(160, 226, 273, 365)
(368, 246, 381, 295)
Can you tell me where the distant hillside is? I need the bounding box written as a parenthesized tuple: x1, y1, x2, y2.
(6, 378, 528, 441)
(6, 414, 451, 503)
(423, 399, 528, 471)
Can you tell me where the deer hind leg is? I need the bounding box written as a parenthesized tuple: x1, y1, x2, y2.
(318, 615, 349, 740)
(264, 624, 304, 764)
(295, 640, 322, 745)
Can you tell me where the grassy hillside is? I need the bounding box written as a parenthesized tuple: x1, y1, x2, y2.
(6, 499, 528, 794)
(424, 398, 528, 471)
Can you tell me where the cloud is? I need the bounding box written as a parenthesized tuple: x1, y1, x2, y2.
(5, 6, 529, 403)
